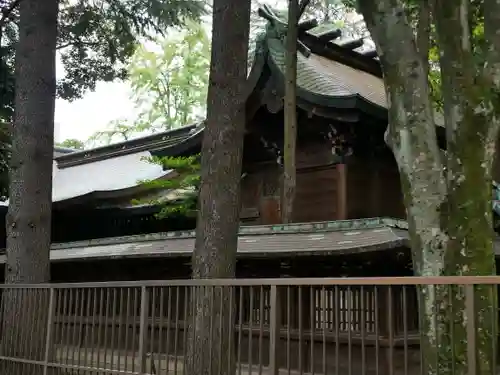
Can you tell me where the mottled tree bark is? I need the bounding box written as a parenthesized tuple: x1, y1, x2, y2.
(186, 0, 251, 374)
(416, 0, 430, 79)
(356, 1, 500, 375)
(281, 0, 299, 224)
(2, 0, 58, 373)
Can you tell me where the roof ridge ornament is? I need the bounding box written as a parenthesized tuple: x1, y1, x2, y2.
(257, 4, 338, 59)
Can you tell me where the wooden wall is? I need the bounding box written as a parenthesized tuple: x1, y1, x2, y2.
(240, 138, 407, 225)
(293, 166, 342, 222)
(345, 155, 406, 220)
(240, 138, 344, 225)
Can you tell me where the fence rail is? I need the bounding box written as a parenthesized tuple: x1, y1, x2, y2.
(0, 277, 496, 375)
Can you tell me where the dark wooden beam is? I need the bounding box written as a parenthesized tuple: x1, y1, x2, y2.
(337, 38, 364, 50)
(361, 49, 378, 58)
(298, 18, 318, 32)
(317, 29, 342, 42)
(300, 32, 383, 77)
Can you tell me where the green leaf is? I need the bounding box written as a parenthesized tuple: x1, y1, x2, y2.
(89, 21, 210, 145)
(133, 154, 201, 218)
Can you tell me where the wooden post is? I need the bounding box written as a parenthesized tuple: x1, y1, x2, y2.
(138, 286, 150, 374)
(336, 164, 347, 220)
(465, 285, 477, 375)
(281, 0, 299, 224)
(301, 286, 313, 373)
(369, 159, 380, 216)
(269, 285, 282, 375)
(376, 286, 394, 375)
(42, 288, 56, 375)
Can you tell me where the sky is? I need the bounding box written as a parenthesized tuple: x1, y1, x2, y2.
(54, 80, 136, 142)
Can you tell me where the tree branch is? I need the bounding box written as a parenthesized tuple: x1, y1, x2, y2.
(56, 40, 100, 50)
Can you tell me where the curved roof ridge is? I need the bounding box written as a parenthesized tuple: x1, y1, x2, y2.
(55, 123, 202, 168)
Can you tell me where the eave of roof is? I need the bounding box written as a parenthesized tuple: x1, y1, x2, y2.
(54, 146, 77, 155)
(0, 217, 498, 264)
(0, 217, 410, 263)
(0, 126, 204, 208)
(55, 123, 202, 169)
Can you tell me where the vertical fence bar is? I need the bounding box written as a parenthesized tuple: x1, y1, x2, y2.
(465, 284, 477, 375)
(387, 286, 394, 375)
(237, 287, 243, 375)
(259, 286, 264, 375)
(269, 285, 281, 375)
(227, 286, 234, 375)
(138, 286, 150, 374)
(42, 288, 56, 375)
(286, 286, 291, 375)
(174, 286, 181, 375)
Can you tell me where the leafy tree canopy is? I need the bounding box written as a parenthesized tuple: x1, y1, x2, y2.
(56, 138, 85, 150)
(0, 0, 206, 198)
(1, 0, 206, 104)
(89, 20, 210, 145)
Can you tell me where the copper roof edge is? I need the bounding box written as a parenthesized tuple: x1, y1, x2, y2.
(43, 217, 406, 251)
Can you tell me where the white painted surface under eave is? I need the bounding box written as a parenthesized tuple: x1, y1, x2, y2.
(0, 150, 170, 206)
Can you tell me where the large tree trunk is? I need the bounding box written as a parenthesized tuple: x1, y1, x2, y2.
(281, 0, 299, 224)
(2, 0, 58, 373)
(185, 0, 251, 374)
(357, 1, 500, 375)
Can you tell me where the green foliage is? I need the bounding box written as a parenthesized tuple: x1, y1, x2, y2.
(57, 0, 207, 100)
(87, 119, 138, 145)
(0, 0, 206, 198)
(0, 17, 15, 200)
(1, 0, 206, 120)
(304, 0, 350, 22)
(89, 20, 210, 145)
(0, 5, 16, 123)
(401, 0, 484, 113)
(1, 0, 206, 103)
(0, 48, 14, 122)
(56, 138, 85, 150)
(129, 20, 210, 130)
(132, 154, 200, 218)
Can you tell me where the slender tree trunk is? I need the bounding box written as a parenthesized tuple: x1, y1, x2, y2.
(281, 0, 299, 224)
(357, 1, 500, 375)
(186, 0, 251, 374)
(2, 0, 58, 373)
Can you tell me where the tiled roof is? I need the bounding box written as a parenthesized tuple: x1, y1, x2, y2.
(1, 217, 498, 263)
(0, 125, 203, 207)
(0, 218, 409, 263)
(267, 38, 386, 110)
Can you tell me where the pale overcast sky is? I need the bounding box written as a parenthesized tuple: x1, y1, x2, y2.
(54, 80, 136, 142)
